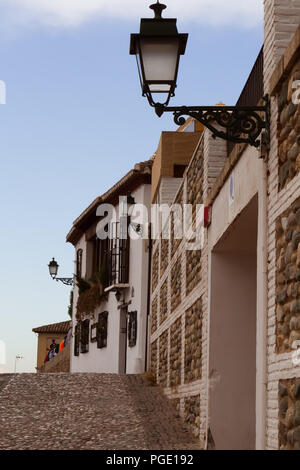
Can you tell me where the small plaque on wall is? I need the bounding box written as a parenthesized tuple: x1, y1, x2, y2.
(91, 323, 97, 343)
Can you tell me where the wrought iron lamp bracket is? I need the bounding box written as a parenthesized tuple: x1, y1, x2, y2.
(154, 95, 270, 149)
(54, 277, 74, 286)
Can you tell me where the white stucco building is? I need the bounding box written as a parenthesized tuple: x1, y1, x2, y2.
(67, 160, 152, 374)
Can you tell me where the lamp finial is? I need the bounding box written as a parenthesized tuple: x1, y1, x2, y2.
(150, 1, 167, 19)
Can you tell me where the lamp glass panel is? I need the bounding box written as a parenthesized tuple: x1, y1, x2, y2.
(149, 84, 171, 92)
(49, 264, 58, 276)
(140, 37, 179, 85)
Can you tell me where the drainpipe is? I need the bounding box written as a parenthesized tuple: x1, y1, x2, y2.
(145, 223, 152, 371)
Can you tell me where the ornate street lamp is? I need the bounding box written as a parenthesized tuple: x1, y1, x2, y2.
(48, 258, 73, 286)
(130, 1, 270, 149)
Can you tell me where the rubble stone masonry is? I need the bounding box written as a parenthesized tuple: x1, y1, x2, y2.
(170, 318, 182, 387)
(277, 59, 300, 190)
(151, 297, 158, 335)
(158, 330, 168, 387)
(278, 378, 300, 449)
(267, 1, 300, 448)
(184, 299, 202, 384)
(150, 339, 158, 376)
(161, 238, 169, 277)
(275, 196, 300, 354)
(152, 248, 159, 293)
(186, 249, 201, 297)
(150, 133, 208, 442)
(160, 279, 168, 325)
(171, 259, 182, 312)
(184, 395, 201, 438)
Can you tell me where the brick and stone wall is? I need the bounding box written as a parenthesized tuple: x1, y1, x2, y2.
(186, 249, 201, 297)
(171, 187, 183, 259)
(150, 339, 158, 376)
(171, 259, 181, 312)
(152, 248, 159, 293)
(276, 196, 300, 354)
(158, 330, 168, 387)
(170, 318, 182, 387)
(266, 0, 300, 449)
(185, 299, 202, 384)
(161, 238, 169, 277)
(151, 297, 158, 335)
(184, 395, 201, 438)
(278, 378, 300, 449)
(277, 59, 300, 190)
(150, 132, 208, 443)
(160, 279, 168, 325)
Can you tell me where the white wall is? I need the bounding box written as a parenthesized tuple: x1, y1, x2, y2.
(71, 183, 151, 374)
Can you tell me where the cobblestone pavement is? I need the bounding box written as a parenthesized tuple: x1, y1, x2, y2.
(0, 374, 14, 393)
(0, 373, 202, 450)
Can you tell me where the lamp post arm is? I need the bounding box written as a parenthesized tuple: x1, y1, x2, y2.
(154, 95, 270, 149)
(54, 277, 74, 286)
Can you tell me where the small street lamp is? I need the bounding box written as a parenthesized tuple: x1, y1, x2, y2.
(130, 1, 270, 149)
(48, 258, 74, 286)
(14, 355, 23, 373)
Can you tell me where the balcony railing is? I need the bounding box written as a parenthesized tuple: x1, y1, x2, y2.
(107, 221, 130, 286)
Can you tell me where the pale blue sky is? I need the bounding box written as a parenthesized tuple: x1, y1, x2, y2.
(0, 0, 264, 373)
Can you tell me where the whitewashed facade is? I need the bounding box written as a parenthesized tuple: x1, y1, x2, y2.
(67, 162, 152, 374)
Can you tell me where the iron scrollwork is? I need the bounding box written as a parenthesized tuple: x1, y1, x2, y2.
(155, 95, 270, 149)
(55, 277, 74, 286)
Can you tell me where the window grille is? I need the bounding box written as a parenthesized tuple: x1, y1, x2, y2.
(107, 220, 130, 286)
(128, 311, 137, 347)
(97, 311, 108, 349)
(80, 319, 90, 354)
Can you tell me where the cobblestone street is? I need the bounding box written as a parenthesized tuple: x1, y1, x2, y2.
(0, 373, 202, 450)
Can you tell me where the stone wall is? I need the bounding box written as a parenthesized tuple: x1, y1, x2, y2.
(184, 395, 201, 437)
(171, 259, 181, 312)
(276, 196, 300, 353)
(186, 249, 201, 297)
(170, 318, 182, 387)
(152, 248, 159, 293)
(151, 297, 158, 335)
(161, 238, 169, 277)
(171, 187, 183, 259)
(158, 330, 168, 387)
(160, 279, 168, 325)
(187, 139, 204, 209)
(267, 10, 300, 449)
(185, 299, 202, 384)
(278, 378, 300, 449)
(277, 59, 300, 190)
(150, 339, 158, 376)
(150, 132, 206, 443)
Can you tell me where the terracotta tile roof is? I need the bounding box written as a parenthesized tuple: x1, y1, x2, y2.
(32, 321, 71, 334)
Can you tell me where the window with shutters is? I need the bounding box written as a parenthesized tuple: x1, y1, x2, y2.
(128, 311, 137, 348)
(107, 220, 130, 286)
(97, 311, 108, 349)
(91, 235, 109, 286)
(80, 319, 90, 353)
(74, 324, 80, 356)
(76, 249, 83, 278)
